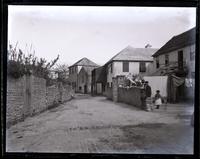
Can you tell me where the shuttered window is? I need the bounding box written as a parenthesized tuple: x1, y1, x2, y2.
(123, 62, 129, 72)
(139, 62, 146, 72)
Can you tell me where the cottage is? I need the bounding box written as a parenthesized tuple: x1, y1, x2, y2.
(105, 46, 158, 88)
(68, 57, 99, 92)
(151, 27, 196, 102)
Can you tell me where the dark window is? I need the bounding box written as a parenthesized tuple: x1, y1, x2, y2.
(123, 62, 129, 72)
(165, 54, 169, 66)
(139, 62, 146, 72)
(178, 50, 183, 69)
(79, 87, 82, 90)
(156, 58, 159, 68)
(110, 63, 113, 73)
(111, 82, 113, 88)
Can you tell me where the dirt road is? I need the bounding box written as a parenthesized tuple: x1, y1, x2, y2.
(6, 94, 193, 154)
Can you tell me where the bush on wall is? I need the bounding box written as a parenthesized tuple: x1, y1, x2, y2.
(7, 43, 59, 84)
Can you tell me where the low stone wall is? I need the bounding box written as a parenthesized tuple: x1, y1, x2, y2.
(6, 75, 74, 127)
(46, 85, 60, 108)
(118, 87, 143, 108)
(105, 87, 113, 100)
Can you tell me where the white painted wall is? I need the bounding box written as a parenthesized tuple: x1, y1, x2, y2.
(107, 61, 153, 84)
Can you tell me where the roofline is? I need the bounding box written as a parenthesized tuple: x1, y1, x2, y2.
(69, 64, 99, 68)
(105, 59, 153, 66)
(152, 42, 195, 57)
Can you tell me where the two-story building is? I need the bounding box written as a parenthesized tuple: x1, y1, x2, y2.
(77, 66, 96, 94)
(68, 57, 99, 92)
(105, 46, 158, 88)
(151, 27, 196, 102)
(151, 27, 195, 78)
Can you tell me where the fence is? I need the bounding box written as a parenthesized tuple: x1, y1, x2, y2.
(6, 75, 74, 127)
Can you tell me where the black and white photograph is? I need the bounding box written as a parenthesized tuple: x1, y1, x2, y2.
(4, 4, 196, 155)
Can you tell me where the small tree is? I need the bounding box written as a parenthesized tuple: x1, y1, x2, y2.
(7, 43, 59, 82)
(54, 64, 70, 85)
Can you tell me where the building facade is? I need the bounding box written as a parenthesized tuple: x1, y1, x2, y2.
(105, 46, 158, 88)
(152, 27, 195, 78)
(77, 66, 95, 93)
(91, 66, 106, 95)
(151, 27, 196, 102)
(68, 57, 99, 92)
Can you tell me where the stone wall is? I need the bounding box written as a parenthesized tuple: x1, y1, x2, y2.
(31, 76, 47, 115)
(6, 75, 74, 127)
(7, 77, 26, 126)
(105, 76, 144, 109)
(105, 87, 113, 100)
(118, 87, 143, 108)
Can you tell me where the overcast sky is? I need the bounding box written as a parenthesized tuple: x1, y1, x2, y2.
(8, 6, 196, 66)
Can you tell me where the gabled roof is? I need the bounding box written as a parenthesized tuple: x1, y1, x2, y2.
(69, 57, 99, 67)
(105, 46, 158, 65)
(79, 66, 96, 76)
(152, 27, 196, 57)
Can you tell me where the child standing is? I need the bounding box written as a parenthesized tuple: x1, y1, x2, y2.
(154, 90, 162, 109)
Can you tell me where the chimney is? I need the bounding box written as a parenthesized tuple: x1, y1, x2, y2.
(145, 44, 152, 48)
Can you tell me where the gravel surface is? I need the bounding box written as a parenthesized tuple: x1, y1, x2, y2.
(6, 94, 194, 154)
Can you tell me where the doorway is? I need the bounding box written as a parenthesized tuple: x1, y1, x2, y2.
(84, 85, 87, 94)
(178, 50, 183, 69)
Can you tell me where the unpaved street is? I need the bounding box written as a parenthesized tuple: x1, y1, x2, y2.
(6, 94, 193, 154)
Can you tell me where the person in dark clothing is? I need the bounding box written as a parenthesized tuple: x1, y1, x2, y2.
(143, 81, 152, 111)
(144, 81, 152, 97)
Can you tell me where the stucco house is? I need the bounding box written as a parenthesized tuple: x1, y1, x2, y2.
(151, 27, 196, 102)
(151, 27, 195, 78)
(68, 57, 99, 92)
(105, 46, 158, 88)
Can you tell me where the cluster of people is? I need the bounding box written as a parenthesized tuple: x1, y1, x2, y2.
(141, 81, 163, 111)
(124, 74, 164, 111)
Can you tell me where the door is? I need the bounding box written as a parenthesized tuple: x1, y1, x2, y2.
(84, 85, 87, 94)
(178, 50, 183, 69)
(97, 83, 102, 94)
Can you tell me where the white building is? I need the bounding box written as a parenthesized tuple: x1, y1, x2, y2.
(105, 46, 158, 88)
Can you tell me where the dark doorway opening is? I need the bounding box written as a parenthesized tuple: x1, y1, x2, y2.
(84, 85, 87, 94)
(178, 50, 183, 70)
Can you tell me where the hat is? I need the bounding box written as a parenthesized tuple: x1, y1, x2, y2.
(156, 90, 160, 92)
(145, 81, 148, 83)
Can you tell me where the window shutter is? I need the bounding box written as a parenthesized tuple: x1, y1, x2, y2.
(123, 62, 129, 72)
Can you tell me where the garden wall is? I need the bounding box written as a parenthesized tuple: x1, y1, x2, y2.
(105, 87, 113, 100)
(6, 75, 74, 127)
(118, 87, 143, 108)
